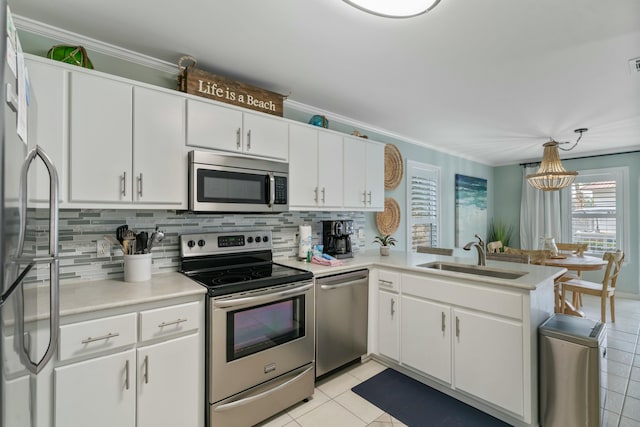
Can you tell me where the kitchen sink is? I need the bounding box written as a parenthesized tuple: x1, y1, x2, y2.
(417, 262, 528, 280)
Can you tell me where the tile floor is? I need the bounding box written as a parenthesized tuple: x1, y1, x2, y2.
(256, 295, 640, 427)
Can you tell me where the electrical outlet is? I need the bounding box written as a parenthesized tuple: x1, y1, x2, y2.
(358, 229, 365, 239)
(96, 240, 110, 257)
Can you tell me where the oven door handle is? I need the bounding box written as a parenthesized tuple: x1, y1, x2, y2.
(212, 365, 314, 412)
(213, 282, 313, 308)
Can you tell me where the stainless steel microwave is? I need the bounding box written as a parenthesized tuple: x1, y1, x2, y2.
(188, 151, 289, 213)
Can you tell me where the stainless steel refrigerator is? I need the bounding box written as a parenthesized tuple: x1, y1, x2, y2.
(1, 2, 60, 426)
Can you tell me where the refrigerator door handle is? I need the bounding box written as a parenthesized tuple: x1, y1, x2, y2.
(14, 145, 60, 374)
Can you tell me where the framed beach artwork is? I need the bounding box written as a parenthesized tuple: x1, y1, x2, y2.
(455, 174, 487, 247)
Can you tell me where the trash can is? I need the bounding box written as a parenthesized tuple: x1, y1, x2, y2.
(539, 314, 607, 427)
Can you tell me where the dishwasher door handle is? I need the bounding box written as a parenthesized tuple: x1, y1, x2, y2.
(320, 278, 366, 290)
(316, 270, 368, 288)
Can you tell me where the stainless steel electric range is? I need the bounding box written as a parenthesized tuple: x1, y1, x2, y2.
(180, 230, 315, 427)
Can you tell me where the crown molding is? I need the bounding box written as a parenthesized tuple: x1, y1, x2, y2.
(13, 14, 178, 74)
(284, 99, 488, 165)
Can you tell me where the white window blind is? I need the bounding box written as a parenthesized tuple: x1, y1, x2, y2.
(406, 160, 440, 252)
(563, 167, 628, 256)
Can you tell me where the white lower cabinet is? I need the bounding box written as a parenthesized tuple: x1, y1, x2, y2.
(137, 334, 199, 427)
(380, 270, 533, 424)
(53, 300, 202, 427)
(452, 308, 524, 416)
(54, 349, 136, 427)
(377, 290, 399, 361)
(400, 295, 451, 384)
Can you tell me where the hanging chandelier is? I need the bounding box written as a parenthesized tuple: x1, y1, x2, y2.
(526, 128, 588, 191)
(343, 0, 442, 18)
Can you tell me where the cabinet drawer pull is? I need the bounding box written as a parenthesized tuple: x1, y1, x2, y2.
(125, 359, 130, 390)
(158, 318, 187, 328)
(379, 279, 393, 288)
(81, 332, 120, 344)
(143, 355, 149, 384)
(236, 128, 241, 149)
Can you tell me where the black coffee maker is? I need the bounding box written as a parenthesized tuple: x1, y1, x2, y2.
(322, 220, 354, 259)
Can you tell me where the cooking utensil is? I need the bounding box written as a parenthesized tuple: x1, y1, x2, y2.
(146, 229, 165, 253)
(136, 232, 148, 254)
(122, 230, 136, 255)
(116, 225, 128, 244)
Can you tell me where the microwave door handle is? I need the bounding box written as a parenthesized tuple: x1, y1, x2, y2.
(268, 173, 275, 207)
(16, 146, 60, 374)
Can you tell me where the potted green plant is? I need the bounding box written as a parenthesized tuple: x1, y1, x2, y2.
(373, 234, 397, 256)
(487, 219, 514, 251)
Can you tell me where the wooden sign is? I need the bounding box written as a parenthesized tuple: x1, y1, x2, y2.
(179, 67, 285, 117)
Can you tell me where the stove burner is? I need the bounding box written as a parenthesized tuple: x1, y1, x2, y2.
(210, 274, 252, 286)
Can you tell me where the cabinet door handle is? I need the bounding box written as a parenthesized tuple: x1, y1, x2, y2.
(362, 191, 367, 205)
(455, 316, 460, 338)
(246, 129, 251, 150)
(143, 355, 149, 384)
(321, 187, 326, 204)
(390, 298, 396, 317)
(367, 191, 372, 205)
(81, 332, 120, 344)
(314, 187, 319, 203)
(441, 312, 446, 333)
(236, 128, 241, 149)
(158, 318, 187, 328)
(125, 359, 130, 390)
(137, 173, 143, 198)
(121, 172, 127, 196)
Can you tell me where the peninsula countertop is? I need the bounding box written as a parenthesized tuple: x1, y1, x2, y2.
(277, 249, 567, 291)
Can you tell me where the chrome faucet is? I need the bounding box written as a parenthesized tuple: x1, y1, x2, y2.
(463, 234, 486, 266)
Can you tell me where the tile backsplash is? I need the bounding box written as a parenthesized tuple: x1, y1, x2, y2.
(30, 209, 366, 284)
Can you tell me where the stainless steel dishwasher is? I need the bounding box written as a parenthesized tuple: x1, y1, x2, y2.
(315, 269, 369, 378)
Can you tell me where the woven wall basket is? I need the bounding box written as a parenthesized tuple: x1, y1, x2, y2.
(376, 197, 401, 235)
(384, 144, 403, 190)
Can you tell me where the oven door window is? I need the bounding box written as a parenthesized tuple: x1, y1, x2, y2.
(227, 295, 305, 361)
(197, 169, 268, 204)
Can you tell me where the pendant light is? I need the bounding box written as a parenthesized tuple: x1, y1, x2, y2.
(526, 128, 588, 191)
(344, 0, 442, 18)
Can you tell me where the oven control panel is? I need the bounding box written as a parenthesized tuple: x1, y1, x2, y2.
(180, 231, 272, 257)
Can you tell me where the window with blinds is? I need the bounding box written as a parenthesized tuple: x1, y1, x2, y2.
(563, 167, 627, 256)
(406, 160, 440, 252)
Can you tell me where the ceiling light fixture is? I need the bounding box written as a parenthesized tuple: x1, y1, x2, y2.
(344, 0, 441, 18)
(526, 128, 588, 191)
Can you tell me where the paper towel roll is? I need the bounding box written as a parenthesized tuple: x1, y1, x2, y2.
(298, 225, 312, 259)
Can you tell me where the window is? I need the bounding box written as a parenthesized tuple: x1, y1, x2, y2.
(406, 160, 440, 252)
(561, 167, 628, 256)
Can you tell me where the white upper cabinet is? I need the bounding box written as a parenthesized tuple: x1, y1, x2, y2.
(133, 87, 187, 207)
(289, 124, 343, 209)
(186, 98, 288, 161)
(186, 98, 243, 153)
(243, 112, 288, 161)
(25, 58, 67, 204)
(69, 71, 132, 203)
(343, 136, 384, 210)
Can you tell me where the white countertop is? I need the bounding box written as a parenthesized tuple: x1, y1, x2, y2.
(278, 249, 567, 291)
(11, 272, 205, 324)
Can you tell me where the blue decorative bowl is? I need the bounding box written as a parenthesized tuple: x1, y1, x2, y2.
(309, 115, 328, 128)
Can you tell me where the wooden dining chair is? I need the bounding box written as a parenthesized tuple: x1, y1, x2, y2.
(416, 246, 454, 256)
(560, 250, 624, 323)
(503, 247, 551, 265)
(486, 241, 503, 253)
(486, 252, 530, 264)
(555, 242, 589, 307)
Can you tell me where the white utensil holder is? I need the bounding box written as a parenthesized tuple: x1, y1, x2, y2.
(124, 253, 152, 282)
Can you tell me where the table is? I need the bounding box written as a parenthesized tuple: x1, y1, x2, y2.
(544, 254, 608, 316)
